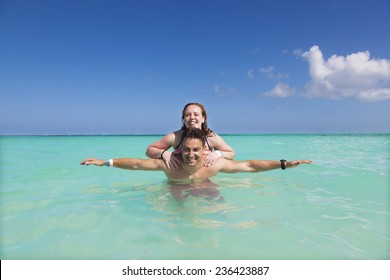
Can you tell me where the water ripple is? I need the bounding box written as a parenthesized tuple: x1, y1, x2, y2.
(297, 226, 369, 259)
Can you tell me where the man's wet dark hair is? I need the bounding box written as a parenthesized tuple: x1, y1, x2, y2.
(181, 127, 206, 146)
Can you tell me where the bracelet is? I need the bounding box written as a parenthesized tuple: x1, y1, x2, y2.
(106, 160, 109, 167)
(106, 159, 113, 167)
(160, 149, 168, 159)
(280, 159, 287, 170)
(216, 150, 224, 158)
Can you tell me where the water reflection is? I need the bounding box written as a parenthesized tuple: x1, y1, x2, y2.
(169, 179, 225, 203)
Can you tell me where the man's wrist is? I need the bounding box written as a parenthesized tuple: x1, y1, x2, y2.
(106, 159, 114, 167)
(280, 159, 286, 170)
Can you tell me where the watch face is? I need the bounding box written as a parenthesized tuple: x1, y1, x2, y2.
(280, 159, 286, 170)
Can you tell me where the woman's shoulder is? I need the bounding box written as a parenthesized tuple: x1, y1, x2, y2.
(172, 129, 185, 137)
(206, 129, 217, 138)
(152, 131, 179, 146)
(205, 130, 226, 146)
(171, 130, 185, 147)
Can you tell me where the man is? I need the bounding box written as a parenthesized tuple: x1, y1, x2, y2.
(80, 128, 312, 184)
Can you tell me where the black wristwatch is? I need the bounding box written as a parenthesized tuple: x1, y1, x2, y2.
(280, 159, 287, 170)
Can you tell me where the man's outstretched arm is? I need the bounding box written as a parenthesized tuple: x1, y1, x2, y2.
(80, 158, 165, 171)
(220, 159, 313, 173)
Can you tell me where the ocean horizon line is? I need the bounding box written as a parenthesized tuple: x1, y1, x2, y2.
(1, 132, 389, 137)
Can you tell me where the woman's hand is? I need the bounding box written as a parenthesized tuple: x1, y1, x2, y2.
(161, 151, 182, 170)
(203, 151, 223, 167)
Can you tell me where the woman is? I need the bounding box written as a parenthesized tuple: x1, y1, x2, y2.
(146, 102, 235, 169)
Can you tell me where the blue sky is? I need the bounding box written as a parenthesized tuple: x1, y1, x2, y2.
(1, 0, 390, 135)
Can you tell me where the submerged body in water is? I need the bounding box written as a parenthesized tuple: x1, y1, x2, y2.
(169, 179, 224, 202)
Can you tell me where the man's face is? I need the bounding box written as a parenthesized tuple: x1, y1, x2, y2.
(181, 138, 204, 167)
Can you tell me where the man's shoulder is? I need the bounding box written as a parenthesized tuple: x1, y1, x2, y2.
(210, 158, 230, 169)
(149, 158, 167, 169)
(214, 158, 244, 173)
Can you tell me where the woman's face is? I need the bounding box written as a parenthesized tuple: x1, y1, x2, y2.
(182, 105, 205, 129)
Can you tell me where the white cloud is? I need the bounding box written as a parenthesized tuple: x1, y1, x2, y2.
(293, 48, 303, 57)
(260, 66, 288, 79)
(264, 82, 295, 98)
(247, 69, 255, 79)
(247, 66, 288, 80)
(302, 45, 390, 102)
(260, 66, 275, 78)
(213, 84, 236, 97)
(259, 66, 288, 79)
(358, 88, 390, 102)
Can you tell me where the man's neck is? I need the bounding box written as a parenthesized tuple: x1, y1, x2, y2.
(182, 162, 203, 174)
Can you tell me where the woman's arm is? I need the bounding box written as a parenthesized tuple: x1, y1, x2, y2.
(146, 133, 175, 158)
(145, 131, 181, 169)
(209, 133, 235, 159)
(203, 132, 235, 166)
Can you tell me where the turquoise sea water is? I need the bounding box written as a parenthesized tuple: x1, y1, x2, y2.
(1, 134, 389, 260)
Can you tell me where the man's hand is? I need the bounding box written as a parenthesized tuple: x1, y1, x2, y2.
(80, 158, 105, 166)
(286, 160, 313, 168)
